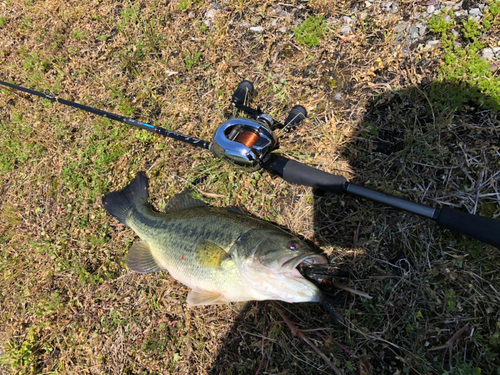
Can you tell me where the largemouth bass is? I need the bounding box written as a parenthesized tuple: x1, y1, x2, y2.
(102, 172, 327, 306)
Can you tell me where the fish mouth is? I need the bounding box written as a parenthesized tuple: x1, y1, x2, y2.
(280, 253, 327, 271)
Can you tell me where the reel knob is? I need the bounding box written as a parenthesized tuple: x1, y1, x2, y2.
(283, 105, 307, 132)
(232, 80, 254, 106)
(210, 118, 277, 170)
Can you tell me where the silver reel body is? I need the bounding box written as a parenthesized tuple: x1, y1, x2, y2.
(210, 118, 277, 170)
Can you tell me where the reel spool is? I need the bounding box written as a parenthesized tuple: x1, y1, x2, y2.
(210, 118, 277, 169)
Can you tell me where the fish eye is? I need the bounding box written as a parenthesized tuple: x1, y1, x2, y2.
(287, 241, 299, 251)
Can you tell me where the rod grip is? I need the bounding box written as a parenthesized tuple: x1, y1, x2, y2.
(436, 207, 500, 248)
(265, 156, 346, 195)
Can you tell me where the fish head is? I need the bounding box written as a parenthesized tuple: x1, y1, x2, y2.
(232, 229, 327, 303)
(251, 232, 326, 271)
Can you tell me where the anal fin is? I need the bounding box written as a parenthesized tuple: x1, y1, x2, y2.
(187, 290, 223, 306)
(126, 241, 165, 274)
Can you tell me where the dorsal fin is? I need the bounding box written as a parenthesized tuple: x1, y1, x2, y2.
(226, 206, 247, 216)
(164, 189, 207, 213)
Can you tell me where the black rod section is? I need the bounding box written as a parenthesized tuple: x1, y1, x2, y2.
(344, 183, 438, 219)
(264, 154, 346, 195)
(435, 207, 500, 248)
(0, 80, 210, 149)
(265, 155, 500, 248)
(265, 155, 436, 217)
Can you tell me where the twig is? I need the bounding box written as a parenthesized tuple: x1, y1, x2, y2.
(329, 282, 373, 299)
(428, 325, 470, 370)
(307, 219, 349, 240)
(271, 301, 343, 375)
(341, 316, 405, 351)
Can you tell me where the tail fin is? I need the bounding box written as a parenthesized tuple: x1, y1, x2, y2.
(102, 172, 149, 226)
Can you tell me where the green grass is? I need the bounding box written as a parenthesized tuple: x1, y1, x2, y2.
(294, 16, 327, 47)
(183, 51, 203, 71)
(71, 29, 84, 40)
(118, 2, 140, 33)
(0, 117, 47, 175)
(60, 117, 128, 204)
(115, 5, 167, 73)
(428, 2, 500, 111)
(17, 16, 32, 32)
(176, 0, 202, 10)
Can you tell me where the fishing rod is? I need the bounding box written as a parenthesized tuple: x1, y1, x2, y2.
(1, 79, 499, 248)
(0, 80, 210, 149)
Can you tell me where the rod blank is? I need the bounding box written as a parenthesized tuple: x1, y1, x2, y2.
(0, 80, 210, 149)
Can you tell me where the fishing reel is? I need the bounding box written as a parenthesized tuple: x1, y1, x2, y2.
(209, 81, 307, 170)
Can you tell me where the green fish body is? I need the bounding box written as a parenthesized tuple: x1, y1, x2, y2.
(103, 172, 326, 306)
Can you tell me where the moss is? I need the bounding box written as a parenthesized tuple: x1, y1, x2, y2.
(294, 16, 327, 47)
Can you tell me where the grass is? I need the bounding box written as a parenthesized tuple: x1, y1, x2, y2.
(1, 0, 500, 374)
(427, 2, 500, 111)
(294, 15, 327, 47)
(183, 51, 203, 71)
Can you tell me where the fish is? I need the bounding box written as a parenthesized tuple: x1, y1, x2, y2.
(102, 172, 327, 306)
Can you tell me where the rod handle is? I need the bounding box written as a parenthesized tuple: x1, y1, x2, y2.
(264, 156, 346, 195)
(436, 207, 500, 248)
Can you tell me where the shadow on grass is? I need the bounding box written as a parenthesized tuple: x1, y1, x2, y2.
(206, 79, 500, 374)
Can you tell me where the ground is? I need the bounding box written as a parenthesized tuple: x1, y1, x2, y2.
(1, 0, 500, 374)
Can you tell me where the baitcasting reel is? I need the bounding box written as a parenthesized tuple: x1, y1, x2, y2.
(209, 81, 307, 170)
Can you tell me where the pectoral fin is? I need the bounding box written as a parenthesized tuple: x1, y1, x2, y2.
(126, 241, 165, 274)
(187, 290, 223, 306)
(195, 241, 229, 267)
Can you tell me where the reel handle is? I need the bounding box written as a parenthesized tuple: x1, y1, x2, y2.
(283, 105, 307, 132)
(232, 80, 254, 106)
